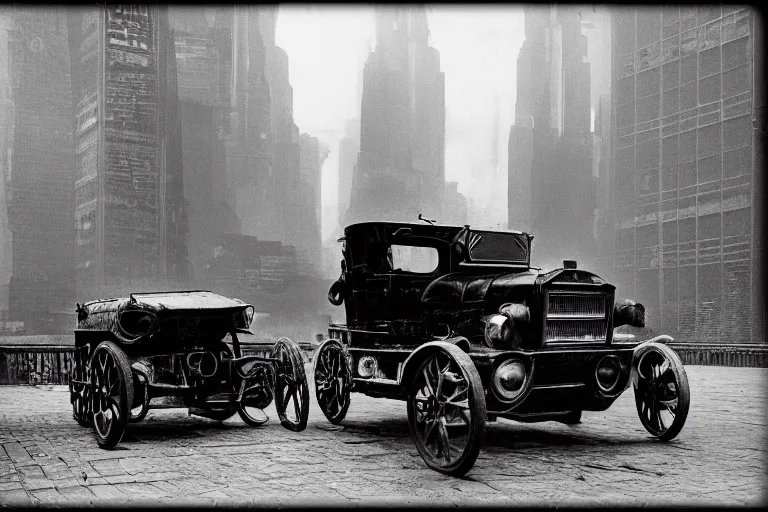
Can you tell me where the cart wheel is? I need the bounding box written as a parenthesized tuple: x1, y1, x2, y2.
(69, 345, 91, 427)
(90, 341, 134, 449)
(633, 342, 690, 441)
(272, 337, 310, 432)
(313, 339, 351, 425)
(407, 346, 487, 477)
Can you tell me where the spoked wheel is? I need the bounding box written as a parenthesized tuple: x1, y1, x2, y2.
(90, 341, 134, 449)
(313, 339, 351, 424)
(69, 345, 92, 427)
(271, 337, 310, 432)
(407, 346, 487, 477)
(633, 342, 690, 441)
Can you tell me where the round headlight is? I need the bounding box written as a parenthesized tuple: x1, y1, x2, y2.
(118, 310, 156, 340)
(492, 359, 529, 401)
(357, 355, 377, 378)
(244, 306, 255, 327)
(484, 314, 511, 348)
(595, 355, 621, 392)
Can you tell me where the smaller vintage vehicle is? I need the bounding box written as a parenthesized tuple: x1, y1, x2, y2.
(315, 221, 690, 476)
(69, 290, 309, 448)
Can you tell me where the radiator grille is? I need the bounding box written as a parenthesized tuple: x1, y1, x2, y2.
(545, 292, 609, 344)
(548, 293, 606, 317)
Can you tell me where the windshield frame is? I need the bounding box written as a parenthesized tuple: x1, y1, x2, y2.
(464, 229, 532, 266)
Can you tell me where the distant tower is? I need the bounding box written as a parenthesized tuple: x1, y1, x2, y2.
(347, 6, 445, 225)
(507, 5, 594, 269)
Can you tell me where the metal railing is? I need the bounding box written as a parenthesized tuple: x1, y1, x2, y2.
(668, 343, 768, 368)
(0, 340, 764, 386)
(0, 341, 319, 386)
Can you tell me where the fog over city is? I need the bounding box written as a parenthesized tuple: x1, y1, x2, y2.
(0, 4, 762, 348)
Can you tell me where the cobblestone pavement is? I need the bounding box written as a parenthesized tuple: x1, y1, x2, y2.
(0, 364, 765, 507)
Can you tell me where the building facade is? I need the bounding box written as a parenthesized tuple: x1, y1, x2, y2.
(0, 7, 12, 322)
(611, 6, 763, 343)
(72, 5, 188, 300)
(508, 6, 598, 271)
(169, 6, 241, 286)
(337, 117, 360, 231)
(346, 6, 445, 226)
(3, 6, 77, 333)
(298, 133, 328, 273)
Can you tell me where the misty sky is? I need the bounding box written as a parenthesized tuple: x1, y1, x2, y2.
(275, 5, 525, 239)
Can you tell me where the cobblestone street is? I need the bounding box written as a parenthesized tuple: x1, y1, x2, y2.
(0, 364, 765, 507)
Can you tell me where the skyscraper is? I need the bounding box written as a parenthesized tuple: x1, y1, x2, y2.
(346, 6, 445, 226)
(337, 117, 360, 231)
(72, 5, 188, 299)
(298, 133, 328, 272)
(507, 6, 596, 271)
(0, 7, 12, 321)
(4, 6, 77, 333)
(611, 6, 764, 344)
(169, 6, 241, 286)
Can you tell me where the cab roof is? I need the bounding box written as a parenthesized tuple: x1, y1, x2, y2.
(343, 221, 530, 241)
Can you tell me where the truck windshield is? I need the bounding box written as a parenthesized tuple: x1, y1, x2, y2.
(467, 230, 529, 264)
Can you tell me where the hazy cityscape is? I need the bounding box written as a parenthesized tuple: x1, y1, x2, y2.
(0, 4, 763, 346)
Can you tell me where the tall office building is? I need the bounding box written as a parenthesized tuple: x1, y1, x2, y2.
(611, 6, 763, 343)
(297, 133, 328, 272)
(3, 6, 76, 333)
(0, 7, 12, 321)
(346, 6, 445, 226)
(337, 117, 360, 231)
(508, 6, 596, 270)
(72, 5, 188, 299)
(169, 6, 241, 286)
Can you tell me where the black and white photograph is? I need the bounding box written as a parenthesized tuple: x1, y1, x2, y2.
(0, 3, 764, 507)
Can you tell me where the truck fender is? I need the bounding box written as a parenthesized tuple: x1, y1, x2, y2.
(398, 337, 472, 387)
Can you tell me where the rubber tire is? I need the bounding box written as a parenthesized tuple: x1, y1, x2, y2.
(312, 339, 352, 425)
(406, 344, 487, 477)
(90, 341, 134, 449)
(272, 337, 310, 432)
(633, 342, 690, 441)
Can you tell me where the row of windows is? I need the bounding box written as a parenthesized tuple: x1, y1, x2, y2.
(619, 156, 752, 202)
(615, 114, 753, 173)
(616, 28, 751, 98)
(616, 66, 751, 127)
(616, 207, 752, 250)
(618, 7, 751, 66)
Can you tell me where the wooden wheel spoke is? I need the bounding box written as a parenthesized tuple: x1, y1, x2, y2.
(292, 387, 302, 420)
(437, 420, 452, 463)
(446, 398, 470, 411)
(445, 386, 468, 406)
(658, 398, 677, 416)
(424, 418, 438, 444)
(422, 367, 435, 397)
(435, 361, 446, 400)
(280, 385, 291, 410)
